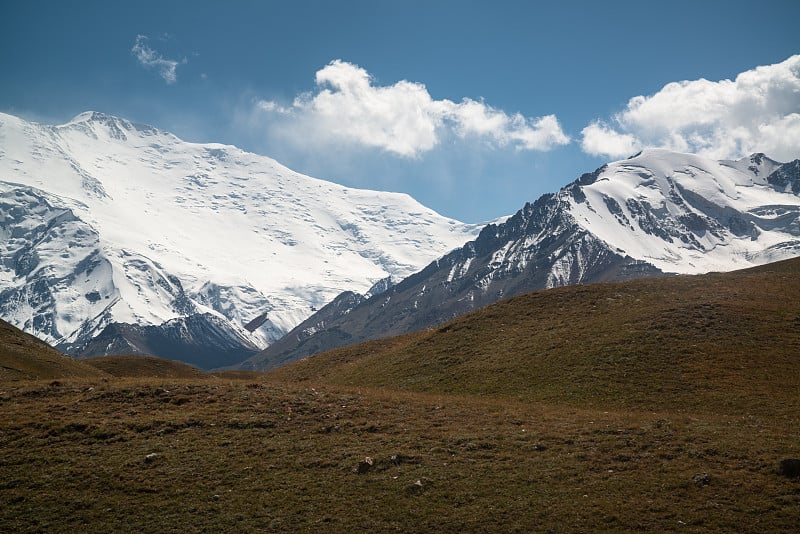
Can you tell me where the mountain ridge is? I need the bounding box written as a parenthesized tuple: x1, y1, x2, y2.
(242, 149, 800, 370)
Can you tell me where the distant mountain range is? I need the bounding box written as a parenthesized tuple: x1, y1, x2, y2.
(0, 112, 479, 368)
(241, 149, 800, 370)
(3, 111, 799, 371)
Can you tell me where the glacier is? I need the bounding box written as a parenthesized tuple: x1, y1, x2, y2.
(0, 111, 481, 360)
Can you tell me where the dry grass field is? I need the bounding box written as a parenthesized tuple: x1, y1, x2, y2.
(2, 259, 799, 532)
(0, 320, 108, 381)
(83, 355, 207, 379)
(2, 379, 798, 532)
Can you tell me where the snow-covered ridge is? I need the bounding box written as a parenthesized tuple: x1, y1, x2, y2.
(566, 148, 800, 274)
(0, 111, 481, 350)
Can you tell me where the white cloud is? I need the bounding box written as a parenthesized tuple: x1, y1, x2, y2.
(256, 60, 569, 157)
(581, 121, 641, 158)
(131, 35, 182, 85)
(580, 54, 800, 161)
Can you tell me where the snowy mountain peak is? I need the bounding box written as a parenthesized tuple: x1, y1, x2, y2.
(65, 111, 120, 125)
(717, 152, 782, 183)
(566, 150, 800, 273)
(56, 111, 170, 144)
(0, 111, 481, 365)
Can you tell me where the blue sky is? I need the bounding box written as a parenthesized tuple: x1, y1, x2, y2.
(1, 0, 798, 223)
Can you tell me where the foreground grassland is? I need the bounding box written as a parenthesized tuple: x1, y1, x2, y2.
(1, 378, 798, 532)
(2, 260, 800, 531)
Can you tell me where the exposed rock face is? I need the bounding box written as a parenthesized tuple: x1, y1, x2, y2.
(62, 313, 261, 370)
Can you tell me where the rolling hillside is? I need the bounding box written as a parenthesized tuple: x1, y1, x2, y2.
(2, 260, 799, 531)
(269, 257, 800, 414)
(82, 355, 206, 379)
(0, 319, 107, 380)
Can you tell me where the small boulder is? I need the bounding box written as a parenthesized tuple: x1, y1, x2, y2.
(779, 458, 800, 478)
(692, 473, 711, 487)
(406, 479, 424, 494)
(356, 456, 374, 474)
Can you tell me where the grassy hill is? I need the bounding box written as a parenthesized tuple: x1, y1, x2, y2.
(84, 355, 207, 378)
(0, 319, 209, 381)
(269, 257, 800, 415)
(0, 319, 108, 380)
(2, 259, 799, 532)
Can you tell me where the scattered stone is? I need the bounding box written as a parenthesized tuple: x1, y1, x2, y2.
(779, 458, 800, 478)
(212, 494, 220, 501)
(692, 472, 711, 487)
(406, 479, 425, 494)
(144, 453, 159, 463)
(356, 456, 374, 474)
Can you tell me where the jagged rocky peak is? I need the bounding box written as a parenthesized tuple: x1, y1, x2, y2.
(747, 152, 780, 174)
(364, 276, 395, 299)
(767, 160, 800, 194)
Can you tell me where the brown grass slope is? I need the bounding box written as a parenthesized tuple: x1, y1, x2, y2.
(0, 319, 107, 381)
(83, 355, 207, 379)
(270, 257, 800, 415)
(2, 379, 798, 532)
(2, 260, 799, 532)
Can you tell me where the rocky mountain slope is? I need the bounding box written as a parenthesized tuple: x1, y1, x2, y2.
(242, 149, 800, 370)
(0, 112, 480, 368)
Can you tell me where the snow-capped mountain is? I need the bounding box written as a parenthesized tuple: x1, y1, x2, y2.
(242, 149, 800, 370)
(0, 111, 480, 367)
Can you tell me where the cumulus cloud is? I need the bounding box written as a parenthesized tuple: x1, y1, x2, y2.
(581, 122, 641, 158)
(580, 54, 800, 161)
(256, 60, 569, 157)
(131, 35, 183, 84)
